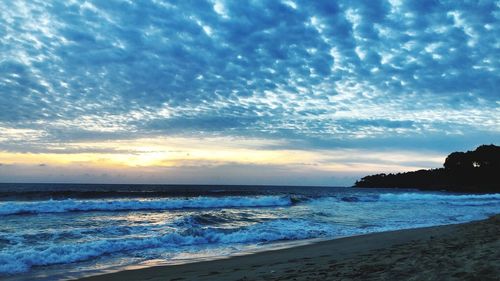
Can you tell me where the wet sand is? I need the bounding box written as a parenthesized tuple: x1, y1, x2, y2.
(76, 215, 500, 281)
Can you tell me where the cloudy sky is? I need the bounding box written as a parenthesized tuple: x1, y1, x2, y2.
(0, 0, 498, 186)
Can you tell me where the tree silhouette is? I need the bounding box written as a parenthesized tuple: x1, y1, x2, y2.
(354, 144, 499, 193)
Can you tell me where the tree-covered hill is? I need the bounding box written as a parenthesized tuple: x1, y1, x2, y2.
(354, 145, 499, 193)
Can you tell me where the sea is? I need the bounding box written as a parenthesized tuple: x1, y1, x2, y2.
(0, 183, 499, 281)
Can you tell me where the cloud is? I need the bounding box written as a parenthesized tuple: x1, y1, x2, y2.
(0, 0, 498, 184)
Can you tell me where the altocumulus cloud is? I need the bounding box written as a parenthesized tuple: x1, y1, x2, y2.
(0, 0, 499, 153)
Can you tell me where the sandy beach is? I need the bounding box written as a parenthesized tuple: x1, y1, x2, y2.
(76, 215, 500, 281)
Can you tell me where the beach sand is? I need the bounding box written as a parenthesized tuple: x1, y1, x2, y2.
(76, 215, 500, 281)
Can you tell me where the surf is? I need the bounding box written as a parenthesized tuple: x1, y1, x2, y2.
(0, 196, 292, 216)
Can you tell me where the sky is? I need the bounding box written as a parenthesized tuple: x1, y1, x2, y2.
(0, 0, 498, 186)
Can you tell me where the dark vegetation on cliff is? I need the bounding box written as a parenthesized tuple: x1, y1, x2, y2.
(354, 144, 499, 193)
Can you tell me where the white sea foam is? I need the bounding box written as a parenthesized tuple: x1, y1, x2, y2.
(0, 196, 292, 215)
(1, 189, 498, 277)
(378, 192, 500, 202)
(0, 219, 336, 274)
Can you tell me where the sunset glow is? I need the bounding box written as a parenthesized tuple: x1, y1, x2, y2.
(0, 0, 498, 185)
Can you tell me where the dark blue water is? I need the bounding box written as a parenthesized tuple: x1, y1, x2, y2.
(0, 183, 498, 280)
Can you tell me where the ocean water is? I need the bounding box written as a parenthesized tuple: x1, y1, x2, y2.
(0, 184, 499, 280)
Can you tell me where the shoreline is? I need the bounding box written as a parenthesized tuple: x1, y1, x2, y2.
(76, 215, 500, 281)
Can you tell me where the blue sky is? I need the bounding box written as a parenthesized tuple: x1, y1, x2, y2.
(0, 0, 498, 186)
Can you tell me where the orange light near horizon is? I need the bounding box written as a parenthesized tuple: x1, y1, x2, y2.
(0, 137, 446, 174)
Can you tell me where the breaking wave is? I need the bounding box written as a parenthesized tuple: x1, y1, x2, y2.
(378, 192, 500, 201)
(0, 218, 335, 274)
(340, 193, 500, 204)
(0, 196, 292, 216)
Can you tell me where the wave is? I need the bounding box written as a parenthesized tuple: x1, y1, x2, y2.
(0, 189, 265, 201)
(0, 222, 169, 247)
(378, 193, 500, 201)
(0, 196, 292, 216)
(445, 200, 500, 206)
(0, 219, 336, 274)
(172, 212, 252, 227)
(0, 210, 284, 248)
(339, 193, 500, 203)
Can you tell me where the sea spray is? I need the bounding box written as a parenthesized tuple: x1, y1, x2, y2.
(0, 186, 498, 280)
(0, 196, 292, 215)
(0, 218, 337, 274)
